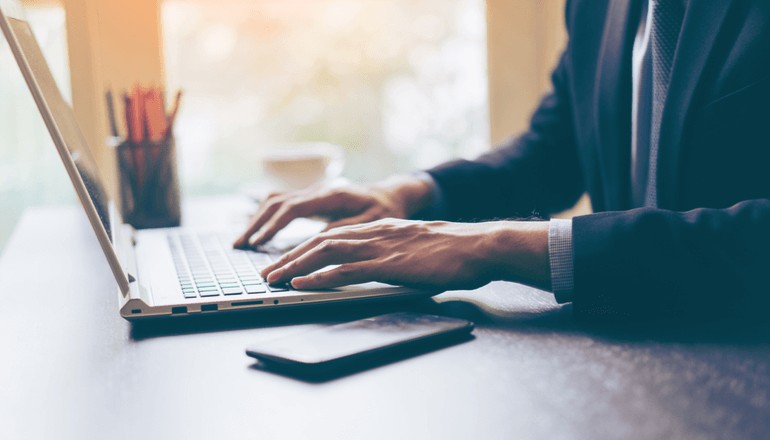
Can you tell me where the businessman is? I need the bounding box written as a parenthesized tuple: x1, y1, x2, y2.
(235, 0, 770, 317)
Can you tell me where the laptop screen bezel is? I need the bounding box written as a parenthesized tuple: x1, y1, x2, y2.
(0, 1, 131, 294)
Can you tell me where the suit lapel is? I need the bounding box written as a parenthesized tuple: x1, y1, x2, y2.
(657, 0, 733, 208)
(594, 0, 641, 210)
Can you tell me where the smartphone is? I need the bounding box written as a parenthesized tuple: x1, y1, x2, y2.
(245, 312, 474, 374)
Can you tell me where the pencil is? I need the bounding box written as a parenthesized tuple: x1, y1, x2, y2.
(105, 89, 119, 137)
(165, 90, 183, 139)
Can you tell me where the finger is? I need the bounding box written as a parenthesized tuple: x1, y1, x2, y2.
(324, 211, 378, 231)
(248, 200, 318, 246)
(323, 218, 399, 241)
(233, 198, 285, 247)
(266, 239, 373, 284)
(236, 186, 328, 247)
(265, 191, 285, 200)
(290, 262, 375, 290)
(262, 236, 324, 277)
(261, 227, 370, 277)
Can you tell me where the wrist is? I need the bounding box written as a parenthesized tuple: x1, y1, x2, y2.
(483, 221, 551, 290)
(372, 175, 433, 218)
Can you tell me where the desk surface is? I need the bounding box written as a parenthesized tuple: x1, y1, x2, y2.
(2, 200, 770, 440)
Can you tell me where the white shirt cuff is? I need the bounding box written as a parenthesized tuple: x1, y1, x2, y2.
(549, 218, 574, 303)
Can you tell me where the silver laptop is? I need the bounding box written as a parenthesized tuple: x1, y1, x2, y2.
(0, 0, 434, 320)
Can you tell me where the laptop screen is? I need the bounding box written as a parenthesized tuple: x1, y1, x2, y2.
(6, 16, 112, 239)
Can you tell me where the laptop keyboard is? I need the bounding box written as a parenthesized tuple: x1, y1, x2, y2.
(167, 233, 291, 299)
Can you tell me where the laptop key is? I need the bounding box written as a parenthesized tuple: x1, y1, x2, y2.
(245, 284, 267, 294)
(198, 289, 220, 297)
(222, 287, 244, 295)
(268, 283, 291, 292)
(217, 277, 237, 283)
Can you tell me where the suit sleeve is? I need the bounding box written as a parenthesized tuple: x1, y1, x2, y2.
(572, 201, 770, 318)
(425, 42, 584, 222)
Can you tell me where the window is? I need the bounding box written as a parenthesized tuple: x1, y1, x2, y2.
(0, 3, 70, 252)
(162, 0, 488, 195)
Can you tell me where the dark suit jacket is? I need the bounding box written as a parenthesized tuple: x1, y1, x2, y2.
(426, 0, 770, 318)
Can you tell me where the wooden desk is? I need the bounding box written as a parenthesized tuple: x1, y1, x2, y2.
(1, 201, 770, 439)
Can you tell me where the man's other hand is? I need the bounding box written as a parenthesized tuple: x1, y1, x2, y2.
(260, 219, 551, 292)
(234, 175, 434, 248)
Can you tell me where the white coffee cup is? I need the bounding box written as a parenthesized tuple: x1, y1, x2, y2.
(261, 142, 345, 191)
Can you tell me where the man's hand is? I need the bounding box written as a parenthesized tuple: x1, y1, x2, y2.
(261, 219, 552, 292)
(234, 175, 434, 248)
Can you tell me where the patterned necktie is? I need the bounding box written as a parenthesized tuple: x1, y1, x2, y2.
(645, 0, 685, 207)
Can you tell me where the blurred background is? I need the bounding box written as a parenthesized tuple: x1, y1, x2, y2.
(0, 0, 566, 252)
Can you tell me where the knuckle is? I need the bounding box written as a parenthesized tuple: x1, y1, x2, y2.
(305, 272, 323, 283)
(324, 227, 343, 237)
(318, 240, 336, 253)
(277, 253, 294, 266)
(259, 202, 284, 219)
(318, 231, 335, 240)
(361, 238, 378, 252)
(303, 237, 324, 251)
(329, 224, 353, 234)
(266, 196, 288, 209)
(280, 201, 297, 215)
(325, 226, 342, 234)
(283, 259, 299, 272)
(337, 265, 355, 276)
(321, 239, 350, 254)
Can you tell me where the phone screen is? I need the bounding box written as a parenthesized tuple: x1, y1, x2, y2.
(246, 312, 473, 368)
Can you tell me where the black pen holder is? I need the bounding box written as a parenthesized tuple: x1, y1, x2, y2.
(113, 136, 181, 229)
